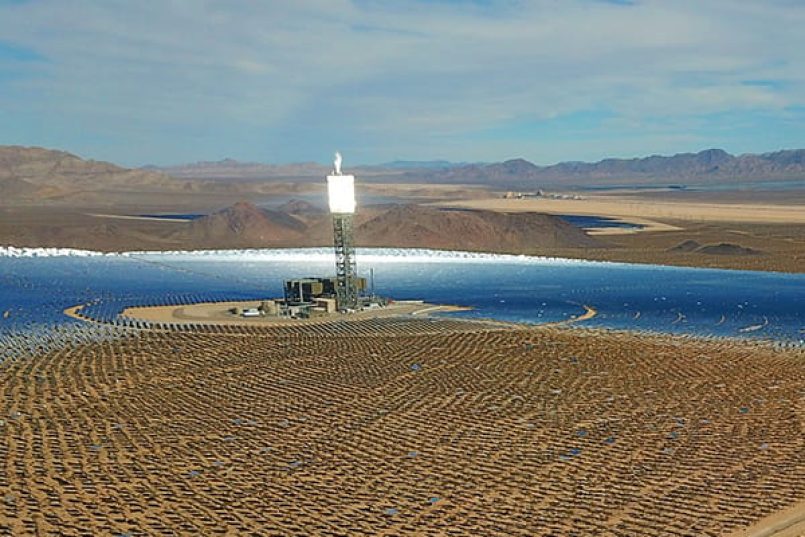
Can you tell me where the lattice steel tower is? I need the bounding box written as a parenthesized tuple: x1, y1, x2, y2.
(326, 152, 358, 311)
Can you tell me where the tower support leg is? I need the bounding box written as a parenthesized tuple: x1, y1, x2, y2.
(332, 213, 358, 310)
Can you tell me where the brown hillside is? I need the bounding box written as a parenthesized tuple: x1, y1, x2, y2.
(0, 146, 330, 207)
(0, 146, 197, 206)
(0, 177, 39, 199)
(356, 205, 602, 252)
(171, 201, 306, 248)
(0, 201, 601, 254)
(696, 243, 764, 256)
(166, 202, 601, 252)
(668, 239, 702, 252)
(276, 199, 326, 216)
(667, 239, 764, 256)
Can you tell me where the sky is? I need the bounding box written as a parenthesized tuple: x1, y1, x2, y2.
(0, 0, 804, 166)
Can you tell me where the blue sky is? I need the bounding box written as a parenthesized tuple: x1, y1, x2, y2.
(0, 0, 803, 166)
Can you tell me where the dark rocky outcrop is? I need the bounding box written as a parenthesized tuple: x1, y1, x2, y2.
(696, 243, 764, 256)
(668, 240, 702, 253)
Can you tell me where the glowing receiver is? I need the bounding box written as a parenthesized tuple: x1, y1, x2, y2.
(327, 174, 356, 214)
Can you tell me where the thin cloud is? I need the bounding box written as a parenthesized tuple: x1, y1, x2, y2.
(0, 0, 802, 165)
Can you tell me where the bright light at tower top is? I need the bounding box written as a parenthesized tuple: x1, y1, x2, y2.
(327, 151, 355, 214)
(327, 175, 355, 214)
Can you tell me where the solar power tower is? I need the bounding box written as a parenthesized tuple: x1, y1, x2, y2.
(326, 152, 358, 311)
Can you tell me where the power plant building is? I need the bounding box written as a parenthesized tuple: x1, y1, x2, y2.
(283, 277, 366, 304)
(249, 153, 381, 321)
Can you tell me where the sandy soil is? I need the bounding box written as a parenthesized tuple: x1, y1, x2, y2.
(362, 182, 492, 200)
(544, 220, 805, 273)
(1, 319, 802, 535)
(725, 501, 805, 537)
(427, 194, 805, 272)
(585, 218, 681, 235)
(435, 196, 805, 225)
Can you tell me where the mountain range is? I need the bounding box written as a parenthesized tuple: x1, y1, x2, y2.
(2, 145, 804, 208)
(400, 148, 805, 187)
(0, 146, 318, 206)
(149, 148, 805, 187)
(0, 146, 177, 204)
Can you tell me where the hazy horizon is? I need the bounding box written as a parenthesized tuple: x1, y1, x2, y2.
(9, 143, 805, 171)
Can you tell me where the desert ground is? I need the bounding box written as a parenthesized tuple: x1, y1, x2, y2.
(434, 191, 805, 272)
(3, 178, 803, 272)
(726, 501, 805, 537)
(1, 314, 802, 536)
(437, 192, 805, 225)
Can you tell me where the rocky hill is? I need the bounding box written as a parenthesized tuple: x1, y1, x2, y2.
(0, 146, 179, 202)
(0, 146, 325, 206)
(356, 204, 601, 251)
(162, 201, 601, 252)
(173, 201, 307, 248)
(276, 199, 326, 216)
(0, 200, 600, 252)
(668, 240, 764, 256)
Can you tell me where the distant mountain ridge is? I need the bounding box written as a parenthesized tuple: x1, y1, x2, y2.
(150, 148, 805, 187)
(2, 145, 804, 204)
(0, 145, 178, 202)
(379, 160, 469, 170)
(408, 148, 805, 187)
(153, 159, 333, 179)
(0, 146, 321, 205)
